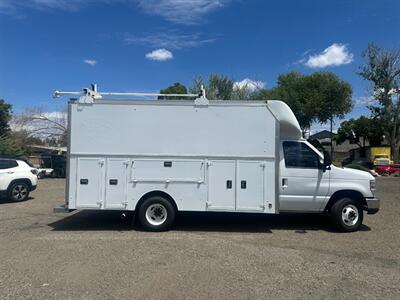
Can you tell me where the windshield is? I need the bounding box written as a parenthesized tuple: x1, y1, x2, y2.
(375, 155, 388, 159)
(303, 140, 323, 158)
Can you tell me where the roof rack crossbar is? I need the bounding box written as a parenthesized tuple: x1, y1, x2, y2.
(53, 83, 208, 105)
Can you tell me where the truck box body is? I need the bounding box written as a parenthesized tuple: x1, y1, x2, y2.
(57, 90, 379, 232)
(66, 100, 285, 213)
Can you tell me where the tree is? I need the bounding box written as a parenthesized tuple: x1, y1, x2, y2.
(158, 83, 188, 100)
(13, 106, 67, 146)
(309, 72, 353, 124)
(191, 74, 235, 100)
(359, 43, 400, 161)
(309, 72, 353, 157)
(0, 99, 12, 135)
(0, 134, 24, 156)
(257, 71, 353, 142)
(336, 116, 384, 147)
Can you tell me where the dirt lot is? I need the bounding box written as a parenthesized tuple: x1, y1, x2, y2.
(0, 178, 399, 299)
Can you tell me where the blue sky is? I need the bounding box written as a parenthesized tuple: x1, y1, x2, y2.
(1, 0, 399, 131)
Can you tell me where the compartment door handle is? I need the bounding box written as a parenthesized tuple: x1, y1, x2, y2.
(226, 180, 232, 189)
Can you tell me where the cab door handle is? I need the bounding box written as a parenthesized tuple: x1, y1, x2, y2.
(282, 178, 288, 188)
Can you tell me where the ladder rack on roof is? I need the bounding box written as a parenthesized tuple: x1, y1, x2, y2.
(53, 84, 208, 105)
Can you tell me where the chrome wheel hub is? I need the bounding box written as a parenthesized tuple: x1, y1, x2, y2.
(342, 204, 359, 226)
(145, 204, 167, 226)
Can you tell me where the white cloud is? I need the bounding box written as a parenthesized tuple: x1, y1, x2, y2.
(136, 0, 230, 24)
(354, 96, 376, 108)
(1, 0, 231, 23)
(0, 0, 88, 13)
(145, 49, 173, 61)
(83, 59, 97, 66)
(234, 79, 265, 92)
(125, 31, 217, 50)
(304, 43, 354, 68)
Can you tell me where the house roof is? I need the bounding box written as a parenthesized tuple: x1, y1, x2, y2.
(310, 130, 337, 140)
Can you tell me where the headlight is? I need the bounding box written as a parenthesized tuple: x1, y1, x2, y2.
(370, 180, 376, 191)
(31, 169, 38, 175)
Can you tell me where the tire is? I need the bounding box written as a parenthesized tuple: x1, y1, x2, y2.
(138, 196, 176, 231)
(8, 182, 30, 202)
(330, 198, 363, 232)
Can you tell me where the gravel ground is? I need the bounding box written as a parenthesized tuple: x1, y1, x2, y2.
(0, 178, 399, 299)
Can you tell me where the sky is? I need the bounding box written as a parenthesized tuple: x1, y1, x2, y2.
(1, 0, 399, 132)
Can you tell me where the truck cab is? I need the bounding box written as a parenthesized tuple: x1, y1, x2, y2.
(279, 139, 379, 231)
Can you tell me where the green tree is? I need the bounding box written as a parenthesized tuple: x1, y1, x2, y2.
(257, 71, 353, 140)
(309, 71, 353, 124)
(158, 83, 188, 100)
(358, 43, 400, 161)
(0, 134, 24, 156)
(191, 74, 234, 100)
(0, 99, 12, 135)
(336, 116, 384, 147)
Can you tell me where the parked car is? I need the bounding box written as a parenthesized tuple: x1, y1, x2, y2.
(0, 158, 38, 201)
(375, 164, 400, 176)
(37, 168, 54, 179)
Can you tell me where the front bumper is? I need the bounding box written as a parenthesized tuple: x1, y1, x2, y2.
(365, 197, 380, 214)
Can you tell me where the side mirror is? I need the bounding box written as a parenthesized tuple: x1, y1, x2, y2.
(322, 150, 332, 171)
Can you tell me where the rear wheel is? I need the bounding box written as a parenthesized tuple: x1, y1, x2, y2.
(138, 196, 176, 231)
(8, 182, 30, 202)
(331, 198, 363, 232)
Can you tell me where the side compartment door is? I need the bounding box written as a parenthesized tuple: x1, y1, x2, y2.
(76, 157, 105, 208)
(207, 160, 236, 211)
(105, 158, 129, 209)
(236, 161, 265, 211)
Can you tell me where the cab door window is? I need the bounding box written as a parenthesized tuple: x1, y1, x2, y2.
(283, 141, 319, 169)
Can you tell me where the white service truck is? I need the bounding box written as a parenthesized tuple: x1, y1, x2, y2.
(54, 85, 379, 232)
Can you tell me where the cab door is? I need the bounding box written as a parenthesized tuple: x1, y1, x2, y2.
(279, 141, 330, 212)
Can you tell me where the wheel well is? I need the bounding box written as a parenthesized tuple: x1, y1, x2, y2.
(135, 191, 178, 212)
(7, 179, 32, 191)
(324, 190, 367, 212)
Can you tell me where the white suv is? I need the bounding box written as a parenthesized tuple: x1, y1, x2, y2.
(0, 158, 38, 202)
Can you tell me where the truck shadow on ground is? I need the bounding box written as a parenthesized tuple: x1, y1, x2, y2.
(48, 210, 371, 233)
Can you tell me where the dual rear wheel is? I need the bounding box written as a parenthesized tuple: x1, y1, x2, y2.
(138, 196, 176, 231)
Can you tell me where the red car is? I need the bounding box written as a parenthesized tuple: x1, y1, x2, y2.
(375, 164, 400, 176)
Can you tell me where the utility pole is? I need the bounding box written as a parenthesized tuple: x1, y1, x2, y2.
(330, 116, 334, 161)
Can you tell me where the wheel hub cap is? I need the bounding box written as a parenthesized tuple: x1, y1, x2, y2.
(12, 185, 27, 200)
(342, 204, 359, 226)
(145, 204, 167, 226)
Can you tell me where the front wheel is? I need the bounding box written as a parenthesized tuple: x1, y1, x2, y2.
(138, 196, 176, 231)
(331, 198, 363, 232)
(8, 182, 30, 202)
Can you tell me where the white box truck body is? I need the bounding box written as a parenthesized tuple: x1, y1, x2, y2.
(56, 87, 380, 232)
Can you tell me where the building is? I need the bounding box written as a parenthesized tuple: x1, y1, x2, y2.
(309, 130, 364, 162)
